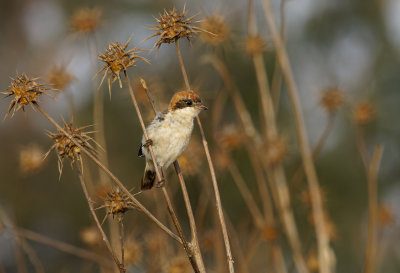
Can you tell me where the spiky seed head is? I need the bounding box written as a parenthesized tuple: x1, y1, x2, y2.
(96, 35, 148, 97)
(218, 124, 245, 150)
(70, 7, 102, 34)
(48, 64, 76, 90)
(177, 138, 202, 175)
(101, 187, 136, 221)
(19, 144, 45, 173)
(264, 138, 287, 166)
(353, 101, 375, 125)
(80, 226, 101, 246)
(200, 14, 230, 46)
(1, 73, 56, 118)
(45, 121, 96, 177)
(320, 87, 345, 112)
(245, 35, 268, 56)
(148, 7, 203, 49)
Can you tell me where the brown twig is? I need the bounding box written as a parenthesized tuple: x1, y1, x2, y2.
(175, 40, 234, 273)
(33, 103, 181, 244)
(123, 72, 200, 273)
(119, 220, 125, 270)
(75, 161, 124, 272)
(261, 1, 333, 272)
(364, 145, 384, 273)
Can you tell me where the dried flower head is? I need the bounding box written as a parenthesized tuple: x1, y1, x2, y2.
(218, 124, 245, 150)
(70, 7, 102, 34)
(353, 101, 375, 125)
(124, 237, 143, 266)
(1, 73, 56, 118)
(245, 35, 268, 56)
(165, 256, 191, 273)
(214, 150, 230, 170)
(148, 7, 203, 49)
(47, 64, 75, 90)
(80, 226, 101, 246)
(262, 224, 279, 241)
(98, 187, 136, 221)
(320, 87, 345, 112)
(20, 144, 45, 173)
(200, 14, 229, 46)
(45, 121, 96, 177)
(264, 138, 287, 166)
(178, 138, 202, 175)
(96, 35, 148, 97)
(378, 205, 395, 227)
(307, 250, 319, 272)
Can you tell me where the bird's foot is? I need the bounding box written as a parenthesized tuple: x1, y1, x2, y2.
(156, 178, 165, 188)
(144, 139, 153, 148)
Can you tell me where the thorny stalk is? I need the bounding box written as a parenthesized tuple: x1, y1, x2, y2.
(123, 72, 201, 273)
(33, 103, 181, 243)
(261, 0, 334, 272)
(175, 40, 234, 273)
(364, 145, 384, 273)
(140, 78, 206, 272)
(75, 161, 124, 272)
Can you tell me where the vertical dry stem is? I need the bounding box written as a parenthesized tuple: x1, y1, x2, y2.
(176, 40, 234, 273)
(261, 1, 333, 273)
(365, 145, 384, 273)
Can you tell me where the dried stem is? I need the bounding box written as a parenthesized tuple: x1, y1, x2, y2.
(33, 103, 181, 243)
(364, 145, 384, 273)
(176, 41, 234, 273)
(141, 77, 206, 272)
(261, 1, 333, 272)
(119, 220, 125, 270)
(16, 228, 112, 268)
(123, 72, 200, 273)
(75, 162, 124, 272)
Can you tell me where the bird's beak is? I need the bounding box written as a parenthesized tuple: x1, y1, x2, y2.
(198, 103, 208, 110)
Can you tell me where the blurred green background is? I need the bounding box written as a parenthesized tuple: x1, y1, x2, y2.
(0, 0, 399, 272)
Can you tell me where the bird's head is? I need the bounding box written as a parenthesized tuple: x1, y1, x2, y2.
(168, 91, 207, 118)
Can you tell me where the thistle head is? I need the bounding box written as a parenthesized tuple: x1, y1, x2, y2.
(47, 64, 76, 90)
(353, 101, 375, 125)
(200, 14, 230, 46)
(96, 35, 148, 98)
(70, 7, 102, 34)
(148, 7, 202, 49)
(1, 73, 55, 118)
(99, 187, 136, 221)
(245, 35, 268, 56)
(45, 121, 96, 178)
(320, 87, 345, 113)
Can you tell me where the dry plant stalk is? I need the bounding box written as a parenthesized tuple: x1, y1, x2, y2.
(261, 0, 334, 272)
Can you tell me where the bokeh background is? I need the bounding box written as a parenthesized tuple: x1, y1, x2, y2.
(0, 0, 399, 272)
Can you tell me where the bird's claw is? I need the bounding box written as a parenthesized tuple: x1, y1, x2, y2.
(156, 178, 165, 188)
(144, 139, 153, 147)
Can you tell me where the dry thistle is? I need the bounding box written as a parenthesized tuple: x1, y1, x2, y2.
(1, 73, 56, 118)
(98, 187, 136, 222)
(45, 121, 97, 177)
(200, 14, 230, 46)
(70, 7, 102, 34)
(353, 101, 375, 125)
(245, 35, 268, 56)
(320, 87, 345, 113)
(148, 7, 203, 49)
(96, 35, 148, 97)
(19, 144, 45, 173)
(47, 64, 76, 90)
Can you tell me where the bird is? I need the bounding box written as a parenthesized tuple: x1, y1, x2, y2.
(138, 90, 207, 190)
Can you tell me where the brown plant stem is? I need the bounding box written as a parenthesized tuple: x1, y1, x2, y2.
(364, 145, 384, 273)
(33, 103, 181, 244)
(16, 228, 112, 268)
(261, 1, 333, 272)
(119, 220, 125, 270)
(176, 40, 234, 273)
(140, 77, 206, 272)
(75, 162, 124, 272)
(123, 72, 200, 273)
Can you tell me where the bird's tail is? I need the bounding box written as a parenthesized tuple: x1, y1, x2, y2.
(141, 162, 156, 190)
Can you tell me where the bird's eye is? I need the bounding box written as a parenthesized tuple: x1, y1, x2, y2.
(186, 100, 192, 106)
